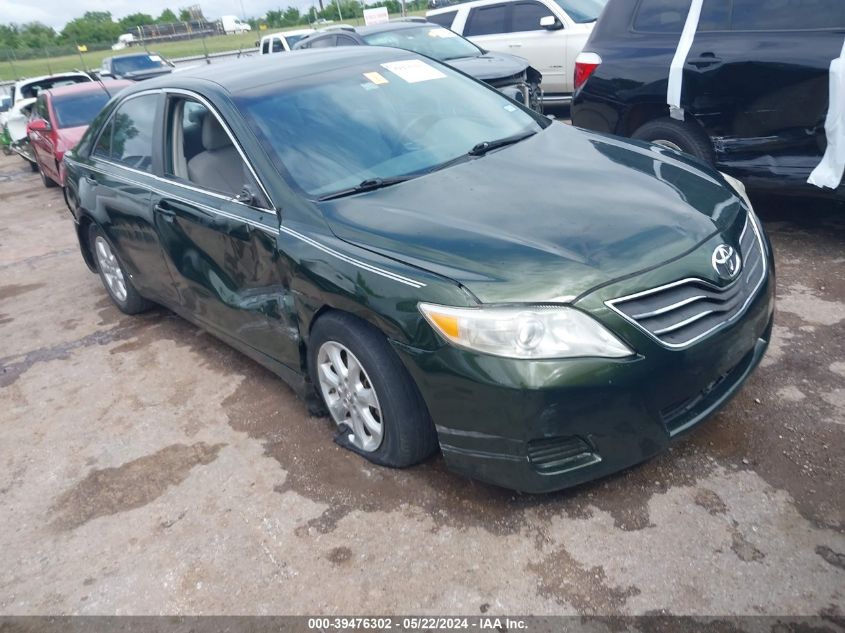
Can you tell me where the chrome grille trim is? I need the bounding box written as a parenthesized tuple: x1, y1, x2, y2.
(605, 214, 767, 349)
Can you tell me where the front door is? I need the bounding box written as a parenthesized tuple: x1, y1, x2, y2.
(152, 94, 300, 368)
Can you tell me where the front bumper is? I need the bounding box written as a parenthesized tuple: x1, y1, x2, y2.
(393, 266, 774, 493)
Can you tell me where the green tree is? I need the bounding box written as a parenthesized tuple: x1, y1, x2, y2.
(18, 22, 57, 49)
(119, 13, 155, 31)
(60, 11, 121, 45)
(282, 6, 302, 25)
(0, 24, 21, 49)
(157, 9, 179, 23)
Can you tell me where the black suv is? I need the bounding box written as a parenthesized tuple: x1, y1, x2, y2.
(571, 0, 845, 200)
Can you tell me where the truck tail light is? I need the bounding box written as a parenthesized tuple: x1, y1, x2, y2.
(574, 52, 602, 91)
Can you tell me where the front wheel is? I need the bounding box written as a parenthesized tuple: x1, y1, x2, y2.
(308, 312, 437, 468)
(38, 163, 57, 188)
(632, 118, 714, 164)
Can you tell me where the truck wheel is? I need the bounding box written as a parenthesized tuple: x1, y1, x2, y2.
(633, 118, 714, 165)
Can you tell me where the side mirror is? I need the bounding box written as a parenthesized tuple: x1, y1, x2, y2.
(29, 118, 51, 132)
(540, 15, 563, 30)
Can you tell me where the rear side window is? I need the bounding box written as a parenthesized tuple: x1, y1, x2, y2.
(93, 94, 157, 172)
(308, 35, 337, 48)
(633, 0, 730, 32)
(261, 39, 270, 54)
(731, 0, 845, 30)
(465, 4, 508, 36)
(511, 1, 554, 32)
(272, 37, 284, 52)
(428, 10, 458, 28)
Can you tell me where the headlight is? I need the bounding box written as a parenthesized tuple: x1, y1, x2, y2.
(418, 303, 634, 360)
(720, 172, 753, 211)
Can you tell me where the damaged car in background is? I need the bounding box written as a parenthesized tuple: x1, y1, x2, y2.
(63, 48, 773, 493)
(294, 21, 543, 111)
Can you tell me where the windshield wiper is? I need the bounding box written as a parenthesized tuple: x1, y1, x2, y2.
(317, 175, 413, 201)
(468, 130, 537, 156)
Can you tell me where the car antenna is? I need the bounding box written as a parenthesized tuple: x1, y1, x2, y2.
(86, 69, 113, 98)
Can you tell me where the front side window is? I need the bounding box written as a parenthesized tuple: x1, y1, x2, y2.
(465, 4, 508, 36)
(235, 56, 547, 198)
(363, 26, 482, 61)
(165, 96, 263, 202)
(95, 94, 157, 172)
(272, 37, 284, 52)
(510, 1, 556, 32)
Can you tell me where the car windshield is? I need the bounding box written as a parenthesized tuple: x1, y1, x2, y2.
(552, 0, 607, 22)
(362, 25, 482, 61)
(112, 54, 167, 75)
(52, 91, 110, 129)
(235, 56, 546, 198)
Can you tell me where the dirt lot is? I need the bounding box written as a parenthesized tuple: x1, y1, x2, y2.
(0, 151, 843, 616)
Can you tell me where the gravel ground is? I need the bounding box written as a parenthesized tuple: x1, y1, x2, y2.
(0, 151, 843, 616)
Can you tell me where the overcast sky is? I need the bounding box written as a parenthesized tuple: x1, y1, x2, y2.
(0, 0, 322, 31)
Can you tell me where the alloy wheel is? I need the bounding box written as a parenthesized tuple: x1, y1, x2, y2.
(316, 341, 384, 452)
(94, 235, 128, 302)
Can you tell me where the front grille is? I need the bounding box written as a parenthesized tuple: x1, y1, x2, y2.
(527, 436, 600, 475)
(606, 216, 766, 348)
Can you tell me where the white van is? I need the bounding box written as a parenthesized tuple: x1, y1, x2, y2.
(220, 15, 252, 34)
(259, 29, 316, 54)
(427, 0, 605, 102)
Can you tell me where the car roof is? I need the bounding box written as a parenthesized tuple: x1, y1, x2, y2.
(122, 47, 422, 96)
(265, 28, 315, 38)
(355, 20, 440, 36)
(429, 0, 540, 13)
(110, 52, 162, 59)
(44, 80, 133, 100)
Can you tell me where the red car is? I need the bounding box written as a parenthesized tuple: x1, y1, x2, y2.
(27, 80, 131, 187)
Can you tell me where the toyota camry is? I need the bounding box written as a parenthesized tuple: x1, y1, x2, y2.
(63, 48, 774, 492)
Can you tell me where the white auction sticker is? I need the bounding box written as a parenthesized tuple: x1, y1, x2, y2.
(381, 59, 446, 83)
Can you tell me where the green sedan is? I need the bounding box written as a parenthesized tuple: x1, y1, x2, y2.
(63, 47, 774, 493)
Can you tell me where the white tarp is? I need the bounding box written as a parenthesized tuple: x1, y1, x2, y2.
(808, 37, 845, 190)
(667, 0, 704, 121)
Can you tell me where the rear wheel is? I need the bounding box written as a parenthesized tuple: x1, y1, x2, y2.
(38, 163, 57, 188)
(632, 118, 714, 164)
(28, 159, 38, 172)
(89, 224, 153, 314)
(309, 312, 437, 467)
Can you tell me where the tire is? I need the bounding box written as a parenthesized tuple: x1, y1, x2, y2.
(28, 160, 38, 172)
(308, 311, 438, 468)
(39, 164, 57, 188)
(632, 118, 714, 165)
(88, 224, 153, 314)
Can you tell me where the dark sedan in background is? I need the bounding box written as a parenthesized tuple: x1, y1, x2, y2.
(293, 21, 543, 111)
(100, 52, 174, 81)
(572, 0, 845, 200)
(63, 48, 772, 493)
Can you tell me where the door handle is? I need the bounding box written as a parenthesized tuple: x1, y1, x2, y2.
(154, 201, 177, 222)
(84, 174, 97, 185)
(686, 53, 721, 68)
(508, 43, 522, 48)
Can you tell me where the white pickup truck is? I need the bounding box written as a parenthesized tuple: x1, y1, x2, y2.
(427, 0, 605, 103)
(259, 29, 317, 54)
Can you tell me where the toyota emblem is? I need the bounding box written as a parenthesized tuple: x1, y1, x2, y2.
(712, 244, 742, 280)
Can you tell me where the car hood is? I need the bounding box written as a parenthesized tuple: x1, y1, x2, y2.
(319, 124, 743, 304)
(446, 52, 529, 82)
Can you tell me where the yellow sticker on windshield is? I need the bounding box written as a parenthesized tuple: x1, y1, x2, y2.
(363, 72, 389, 85)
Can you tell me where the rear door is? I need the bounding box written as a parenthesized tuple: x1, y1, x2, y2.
(152, 93, 300, 367)
(86, 92, 181, 305)
(682, 0, 845, 181)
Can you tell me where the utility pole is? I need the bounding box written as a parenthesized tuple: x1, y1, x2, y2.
(335, 0, 344, 20)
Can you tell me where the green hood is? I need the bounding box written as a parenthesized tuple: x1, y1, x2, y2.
(319, 124, 744, 303)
